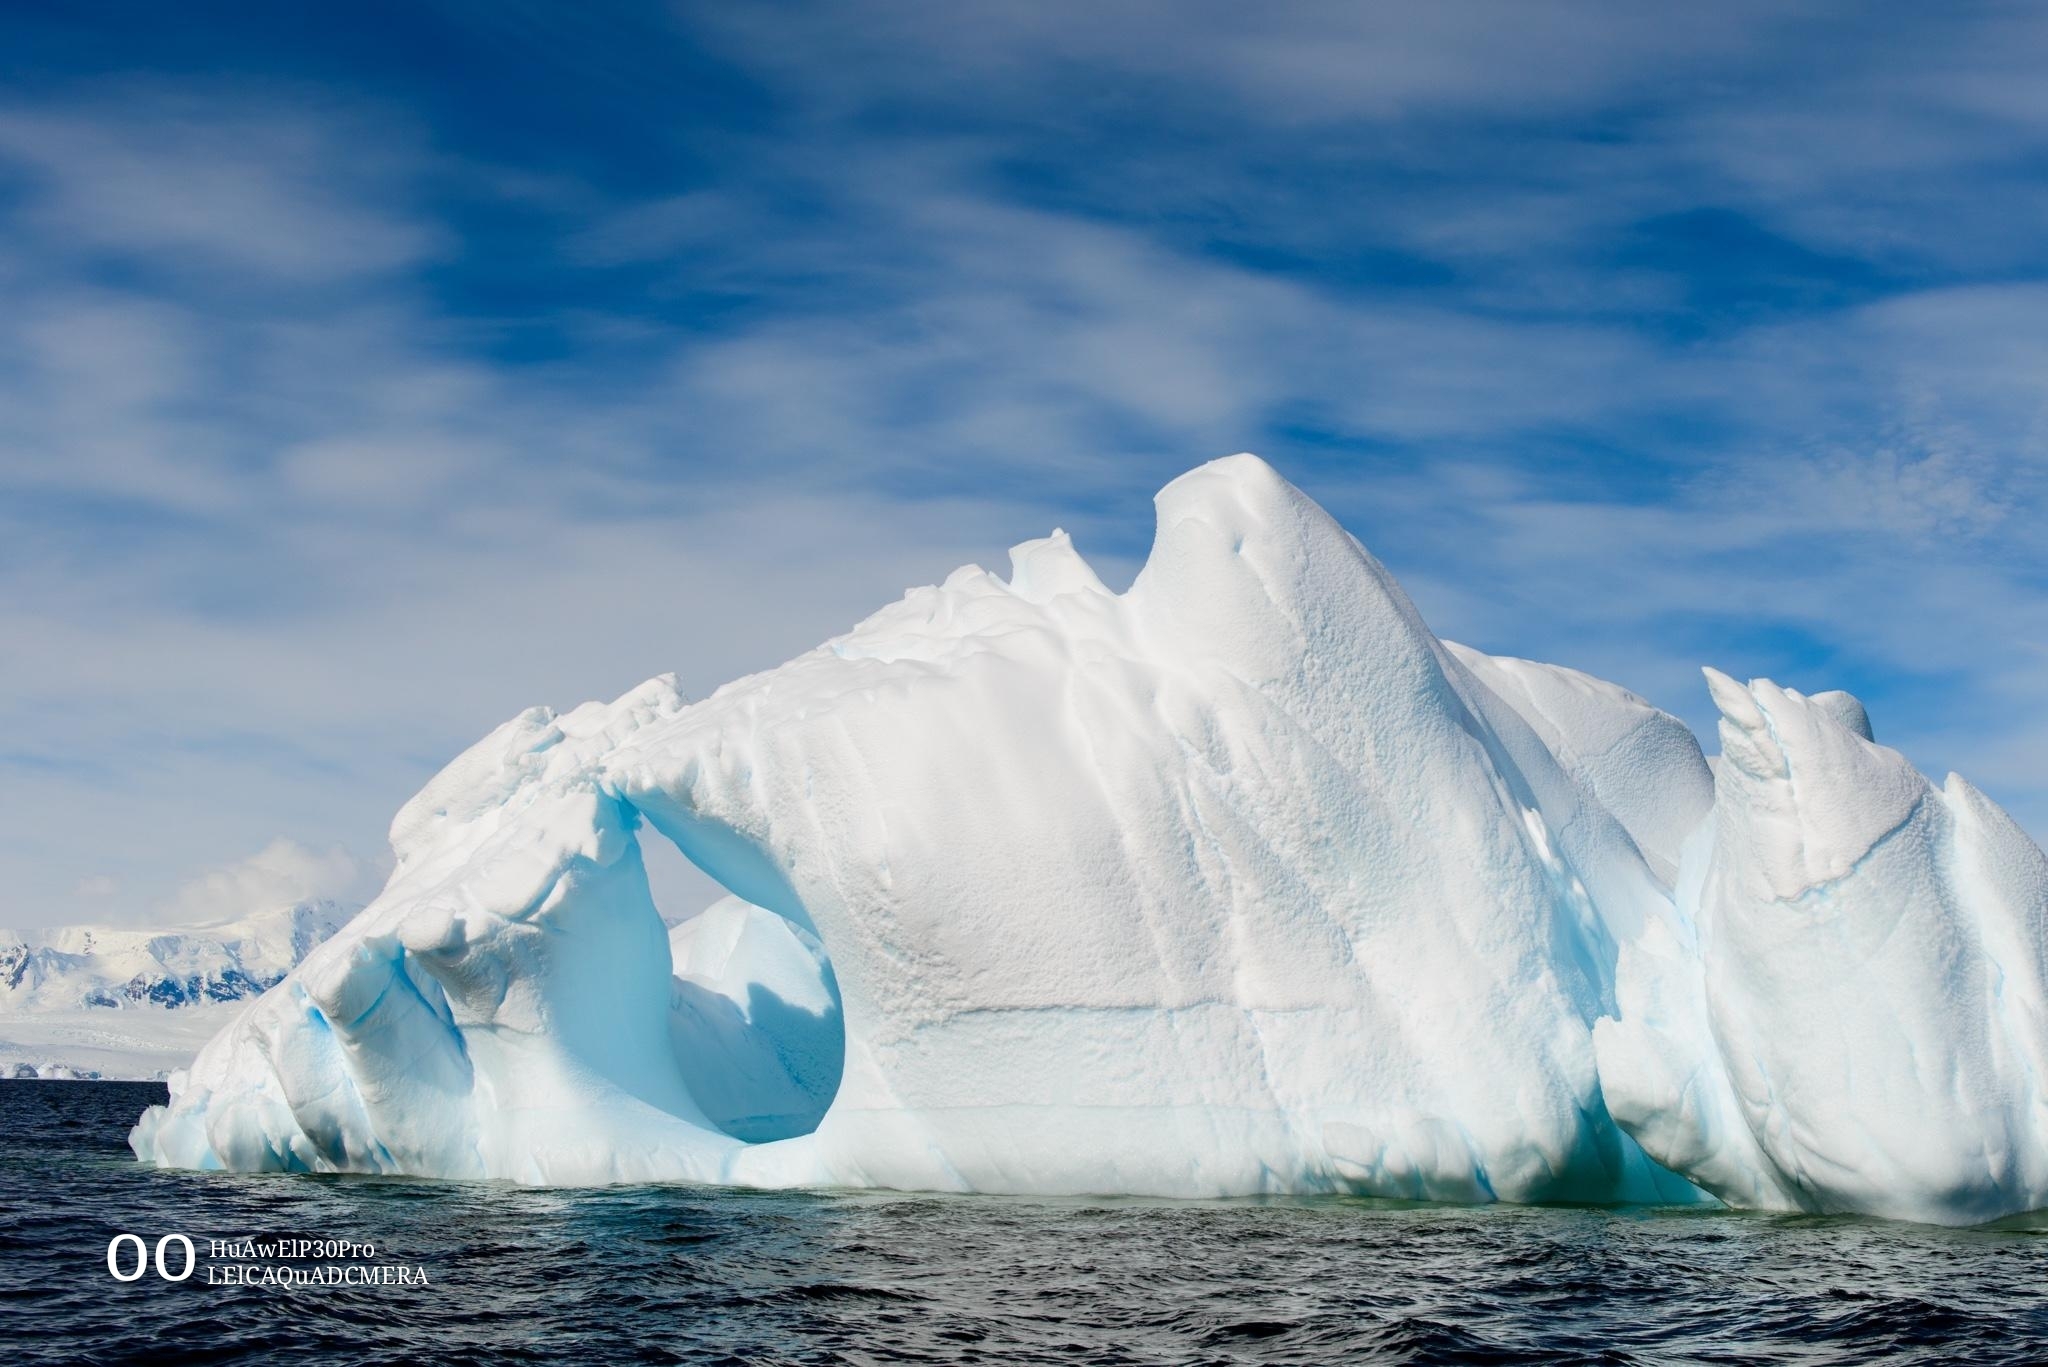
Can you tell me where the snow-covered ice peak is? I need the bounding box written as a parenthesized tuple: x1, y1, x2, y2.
(128, 455, 2048, 1225)
(1811, 689, 1875, 741)
(1596, 669, 2048, 1222)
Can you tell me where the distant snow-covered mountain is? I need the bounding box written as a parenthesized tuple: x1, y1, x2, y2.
(0, 901, 356, 1079)
(0, 900, 353, 1012)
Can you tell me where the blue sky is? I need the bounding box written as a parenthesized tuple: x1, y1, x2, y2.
(4, 2, 2046, 923)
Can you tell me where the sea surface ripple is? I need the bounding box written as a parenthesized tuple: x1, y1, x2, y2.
(5, 1081, 2046, 1365)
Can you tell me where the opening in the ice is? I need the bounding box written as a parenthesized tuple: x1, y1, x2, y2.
(637, 806, 845, 1144)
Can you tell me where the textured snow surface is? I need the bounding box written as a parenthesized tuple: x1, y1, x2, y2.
(130, 456, 2048, 1224)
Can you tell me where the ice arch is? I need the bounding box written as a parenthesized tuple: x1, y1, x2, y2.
(664, 896, 844, 1144)
(133, 456, 1698, 1201)
(627, 795, 847, 1143)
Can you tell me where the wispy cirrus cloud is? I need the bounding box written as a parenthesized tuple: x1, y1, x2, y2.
(3, 3, 2047, 923)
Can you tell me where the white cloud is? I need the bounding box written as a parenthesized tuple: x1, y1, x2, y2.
(163, 839, 380, 928)
(691, 0, 1781, 126)
(0, 95, 440, 281)
(4, 7, 2048, 928)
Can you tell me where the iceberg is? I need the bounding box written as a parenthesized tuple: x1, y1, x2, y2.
(131, 455, 2048, 1225)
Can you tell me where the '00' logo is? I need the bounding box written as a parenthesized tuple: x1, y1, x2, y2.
(107, 1234, 195, 1282)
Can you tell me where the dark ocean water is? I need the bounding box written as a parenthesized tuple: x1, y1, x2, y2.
(5, 1082, 2047, 1366)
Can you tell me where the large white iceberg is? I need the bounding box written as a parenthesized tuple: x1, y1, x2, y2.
(131, 455, 2048, 1224)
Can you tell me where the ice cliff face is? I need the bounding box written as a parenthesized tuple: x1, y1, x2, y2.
(130, 456, 2048, 1225)
(1594, 673, 2048, 1223)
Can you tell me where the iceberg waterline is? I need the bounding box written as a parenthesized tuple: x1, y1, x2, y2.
(131, 455, 2048, 1225)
